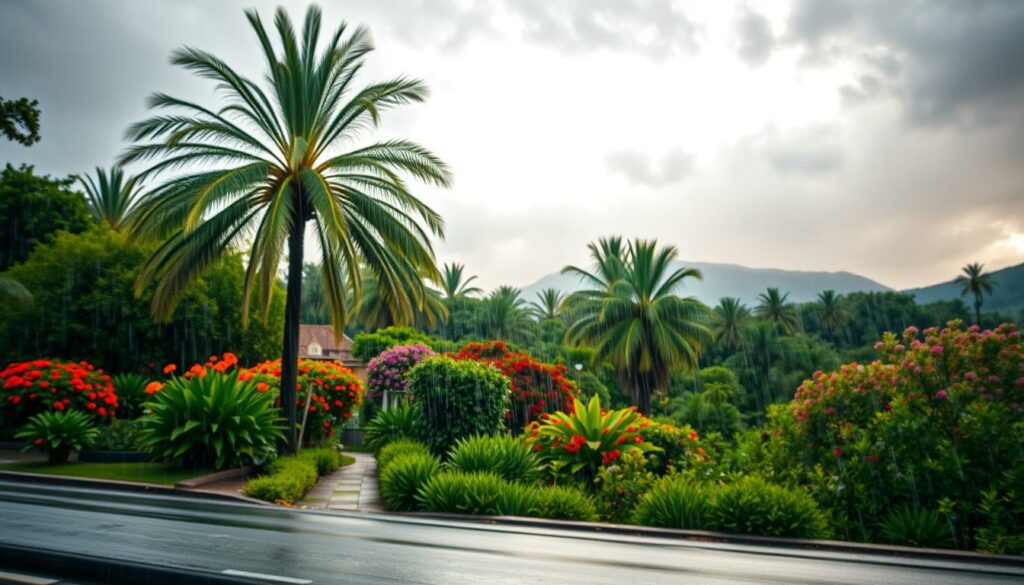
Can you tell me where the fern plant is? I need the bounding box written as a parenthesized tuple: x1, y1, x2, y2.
(16, 410, 99, 463)
(364, 403, 418, 453)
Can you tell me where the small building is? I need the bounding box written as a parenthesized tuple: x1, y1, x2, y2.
(298, 324, 367, 381)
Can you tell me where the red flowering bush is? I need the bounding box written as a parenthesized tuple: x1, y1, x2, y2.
(2, 359, 118, 427)
(243, 358, 363, 444)
(637, 420, 711, 476)
(456, 341, 578, 431)
(772, 321, 1024, 551)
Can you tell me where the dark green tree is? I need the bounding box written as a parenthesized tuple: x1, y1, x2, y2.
(0, 96, 41, 146)
(956, 262, 996, 325)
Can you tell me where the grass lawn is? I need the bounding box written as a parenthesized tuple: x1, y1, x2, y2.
(341, 444, 373, 453)
(339, 454, 356, 466)
(0, 461, 208, 486)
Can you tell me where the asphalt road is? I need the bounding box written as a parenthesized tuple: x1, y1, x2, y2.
(0, 480, 1021, 585)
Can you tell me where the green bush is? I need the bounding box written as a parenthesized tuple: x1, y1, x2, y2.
(15, 410, 99, 463)
(632, 477, 711, 530)
(494, 482, 541, 516)
(139, 371, 283, 470)
(87, 418, 143, 451)
(879, 506, 953, 549)
(416, 471, 507, 515)
(351, 327, 433, 362)
(594, 450, 655, 524)
(706, 477, 831, 539)
(408, 357, 510, 455)
(298, 447, 343, 476)
(364, 403, 418, 453)
(380, 452, 440, 511)
(446, 434, 541, 484)
(533, 485, 598, 522)
(377, 439, 432, 473)
(111, 373, 151, 419)
(243, 456, 318, 504)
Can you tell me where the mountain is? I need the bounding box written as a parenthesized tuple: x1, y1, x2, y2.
(519, 260, 891, 307)
(902, 262, 1024, 317)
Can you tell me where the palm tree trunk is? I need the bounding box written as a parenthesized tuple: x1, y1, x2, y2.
(279, 217, 305, 454)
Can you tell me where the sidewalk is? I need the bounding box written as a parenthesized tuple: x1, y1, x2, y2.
(303, 451, 382, 513)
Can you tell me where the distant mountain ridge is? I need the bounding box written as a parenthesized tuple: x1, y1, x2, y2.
(902, 262, 1024, 317)
(519, 260, 892, 307)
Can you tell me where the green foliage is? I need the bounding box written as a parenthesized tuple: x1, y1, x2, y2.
(364, 403, 419, 452)
(632, 477, 711, 530)
(76, 166, 143, 230)
(446, 434, 541, 484)
(637, 421, 707, 476)
(243, 455, 319, 504)
(409, 356, 510, 455)
(380, 452, 440, 511)
(88, 418, 143, 451)
(416, 471, 507, 515)
(534, 485, 598, 521)
(0, 96, 41, 146)
(976, 486, 1024, 555)
(0, 163, 91, 272)
(494, 482, 542, 516)
(879, 506, 952, 549)
(111, 374, 151, 419)
(139, 371, 284, 470)
(376, 439, 432, 473)
(16, 410, 99, 463)
(298, 447, 343, 476)
(593, 450, 655, 523)
(707, 476, 831, 539)
(352, 327, 434, 361)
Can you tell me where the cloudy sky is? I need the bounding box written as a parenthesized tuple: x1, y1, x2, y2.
(2, 0, 1023, 291)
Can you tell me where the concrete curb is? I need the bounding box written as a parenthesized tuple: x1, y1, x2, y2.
(176, 465, 254, 489)
(397, 511, 1024, 568)
(0, 470, 266, 506)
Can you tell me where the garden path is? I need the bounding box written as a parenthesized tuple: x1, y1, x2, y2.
(304, 451, 382, 513)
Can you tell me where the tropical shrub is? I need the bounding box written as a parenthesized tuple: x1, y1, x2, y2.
(298, 447, 344, 476)
(706, 476, 830, 539)
(244, 358, 363, 444)
(377, 439, 433, 473)
(366, 344, 434, 411)
(495, 482, 542, 516)
(363, 403, 419, 452)
(243, 455, 319, 505)
(408, 356, 510, 455)
(16, 410, 99, 463)
(139, 370, 283, 469)
(523, 395, 660, 485)
(456, 341, 578, 431)
(88, 418, 143, 451)
(976, 483, 1024, 555)
(534, 485, 598, 521)
(2, 359, 118, 428)
(380, 452, 440, 511)
(352, 327, 434, 362)
(416, 471, 506, 515)
(775, 321, 1024, 546)
(637, 420, 717, 477)
(593, 450, 656, 524)
(632, 477, 711, 530)
(446, 434, 541, 484)
(111, 373, 151, 419)
(879, 506, 952, 549)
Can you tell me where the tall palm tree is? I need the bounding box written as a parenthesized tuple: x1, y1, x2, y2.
(440, 262, 482, 301)
(713, 297, 750, 352)
(955, 262, 996, 325)
(484, 285, 529, 340)
(816, 289, 846, 340)
(76, 166, 144, 230)
(122, 7, 450, 452)
(529, 288, 564, 321)
(562, 236, 628, 290)
(563, 239, 711, 414)
(755, 287, 800, 335)
(351, 272, 447, 330)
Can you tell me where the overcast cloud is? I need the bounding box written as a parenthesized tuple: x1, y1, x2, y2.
(1, 0, 1022, 291)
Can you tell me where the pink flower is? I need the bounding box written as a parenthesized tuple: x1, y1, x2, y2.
(935, 390, 948, 399)
(930, 345, 944, 355)
(964, 371, 976, 381)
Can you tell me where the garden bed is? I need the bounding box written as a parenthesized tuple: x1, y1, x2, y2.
(77, 448, 149, 464)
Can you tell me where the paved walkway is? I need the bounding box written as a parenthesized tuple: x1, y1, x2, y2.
(303, 451, 382, 513)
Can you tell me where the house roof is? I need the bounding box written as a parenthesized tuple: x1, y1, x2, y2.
(298, 324, 360, 364)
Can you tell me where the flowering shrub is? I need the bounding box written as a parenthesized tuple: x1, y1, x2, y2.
(244, 358, 363, 444)
(2, 359, 118, 426)
(776, 321, 1024, 550)
(366, 344, 434, 411)
(523, 395, 660, 485)
(456, 341, 578, 431)
(637, 420, 712, 476)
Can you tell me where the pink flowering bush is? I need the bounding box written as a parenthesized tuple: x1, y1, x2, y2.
(365, 344, 435, 419)
(767, 321, 1024, 551)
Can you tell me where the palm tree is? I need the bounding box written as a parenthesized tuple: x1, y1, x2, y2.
(955, 262, 996, 325)
(351, 272, 447, 330)
(713, 297, 750, 352)
(562, 236, 628, 290)
(440, 262, 482, 301)
(529, 288, 564, 321)
(76, 166, 144, 230)
(816, 289, 846, 341)
(563, 239, 711, 414)
(755, 287, 800, 335)
(484, 285, 529, 340)
(122, 7, 450, 452)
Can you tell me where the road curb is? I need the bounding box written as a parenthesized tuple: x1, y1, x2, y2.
(397, 511, 1024, 568)
(0, 470, 266, 506)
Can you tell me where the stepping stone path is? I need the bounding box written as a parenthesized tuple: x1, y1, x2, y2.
(304, 451, 382, 513)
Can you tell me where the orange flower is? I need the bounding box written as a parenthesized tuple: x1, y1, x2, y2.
(256, 382, 269, 392)
(145, 381, 164, 395)
(163, 364, 177, 374)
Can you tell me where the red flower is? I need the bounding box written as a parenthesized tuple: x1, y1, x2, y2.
(833, 448, 843, 458)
